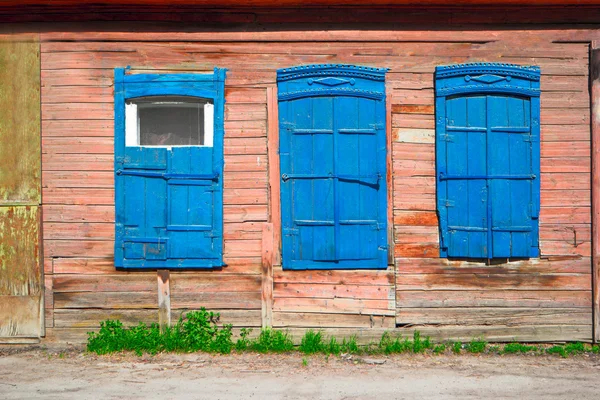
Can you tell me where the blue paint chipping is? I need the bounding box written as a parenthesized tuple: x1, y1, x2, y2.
(435, 63, 541, 259)
(277, 64, 388, 270)
(114, 68, 226, 269)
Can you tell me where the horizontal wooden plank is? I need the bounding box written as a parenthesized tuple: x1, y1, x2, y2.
(274, 283, 394, 301)
(54, 274, 156, 293)
(44, 239, 113, 258)
(42, 102, 113, 120)
(43, 171, 113, 188)
(540, 190, 590, 207)
(169, 274, 261, 293)
(42, 136, 113, 154)
(396, 290, 592, 308)
(53, 258, 115, 274)
(273, 297, 394, 315)
(396, 307, 592, 326)
(42, 119, 113, 137)
(54, 291, 158, 309)
(393, 210, 437, 226)
(395, 243, 440, 258)
(540, 224, 591, 242)
(273, 312, 395, 329)
(223, 188, 267, 205)
(539, 206, 590, 224)
(541, 141, 590, 158)
(170, 291, 262, 309)
(396, 273, 591, 291)
(223, 205, 268, 223)
(273, 269, 394, 285)
(42, 188, 114, 205)
(395, 257, 592, 274)
(42, 153, 113, 171)
(541, 124, 590, 142)
(540, 157, 590, 173)
(392, 142, 434, 161)
(43, 205, 114, 222)
(43, 222, 113, 240)
(53, 308, 261, 328)
(541, 173, 589, 190)
(540, 240, 591, 257)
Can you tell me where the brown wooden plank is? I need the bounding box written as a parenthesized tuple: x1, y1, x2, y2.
(44, 239, 113, 258)
(396, 307, 591, 326)
(274, 312, 395, 329)
(42, 188, 114, 205)
(393, 210, 437, 226)
(170, 291, 262, 309)
(54, 274, 156, 293)
(169, 274, 261, 293)
(267, 86, 282, 266)
(396, 273, 591, 291)
(273, 269, 394, 285)
(274, 283, 395, 300)
(43, 205, 114, 222)
(395, 257, 592, 274)
(0, 296, 41, 337)
(53, 258, 115, 274)
(396, 290, 592, 308)
(273, 297, 394, 315)
(54, 291, 158, 309)
(43, 222, 114, 240)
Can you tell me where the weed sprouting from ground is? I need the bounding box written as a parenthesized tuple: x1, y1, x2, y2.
(87, 309, 233, 355)
(299, 330, 325, 354)
(466, 338, 487, 354)
(451, 341, 462, 354)
(87, 312, 600, 358)
(248, 328, 295, 353)
(502, 343, 541, 354)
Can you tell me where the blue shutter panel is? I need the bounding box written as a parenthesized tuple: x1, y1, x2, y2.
(278, 64, 388, 270)
(114, 68, 225, 269)
(435, 63, 540, 259)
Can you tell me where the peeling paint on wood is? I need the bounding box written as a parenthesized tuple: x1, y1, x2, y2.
(0, 39, 40, 204)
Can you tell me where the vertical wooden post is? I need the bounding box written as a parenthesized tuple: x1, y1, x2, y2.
(261, 223, 274, 328)
(591, 41, 600, 343)
(267, 86, 281, 266)
(157, 270, 171, 329)
(385, 88, 395, 267)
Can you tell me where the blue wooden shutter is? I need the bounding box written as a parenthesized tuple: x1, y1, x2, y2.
(277, 64, 388, 270)
(435, 63, 540, 259)
(114, 68, 226, 269)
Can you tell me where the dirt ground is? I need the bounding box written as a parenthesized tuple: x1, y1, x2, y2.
(1, 346, 600, 399)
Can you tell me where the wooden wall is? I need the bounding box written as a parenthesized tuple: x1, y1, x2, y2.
(33, 25, 596, 343)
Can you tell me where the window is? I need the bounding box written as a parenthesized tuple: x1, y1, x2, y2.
(125, 96, 214, 147)
(114, 68, 226, 269)
(435, 63, 541, 259)
(277, 64, 388, 270)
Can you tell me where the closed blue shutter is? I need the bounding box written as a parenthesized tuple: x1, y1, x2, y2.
(114, 68, 226, 269)
(278, 64, 388, 270)
(435, 63, 540, 259)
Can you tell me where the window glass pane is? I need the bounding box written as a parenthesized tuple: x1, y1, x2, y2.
(127, 96, 213, 146)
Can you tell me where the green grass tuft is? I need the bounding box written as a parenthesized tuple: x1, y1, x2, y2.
(466, 338, 487, 354)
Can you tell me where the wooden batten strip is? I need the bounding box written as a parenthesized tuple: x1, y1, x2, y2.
(266, 85, 281, 266)
(261, 223, 274, 328)
(591, 41, 600, 343)
(157, 270, 170, 328)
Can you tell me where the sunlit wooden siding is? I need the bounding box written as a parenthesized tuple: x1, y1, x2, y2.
(35, 26, 595, 343)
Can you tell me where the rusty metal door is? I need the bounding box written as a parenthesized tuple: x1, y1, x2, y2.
(0, 38, 43, 342)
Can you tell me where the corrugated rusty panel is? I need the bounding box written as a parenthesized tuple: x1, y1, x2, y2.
(0, 38, 40, 205)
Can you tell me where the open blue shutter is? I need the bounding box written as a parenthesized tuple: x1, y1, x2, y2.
(278, 64, 388, 270)
(114, 68, 225, 269)
(435, 63, 540, 259)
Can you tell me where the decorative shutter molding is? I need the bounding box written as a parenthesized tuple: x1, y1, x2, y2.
(435, 62, 541, 259)
(277, 64, 388, 270)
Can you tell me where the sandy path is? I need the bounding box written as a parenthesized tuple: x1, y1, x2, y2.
(1, 347, 599, 399)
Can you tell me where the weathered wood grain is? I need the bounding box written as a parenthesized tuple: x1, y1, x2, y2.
(261, 223, 273, 328)
(274, 312, 395, 329)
